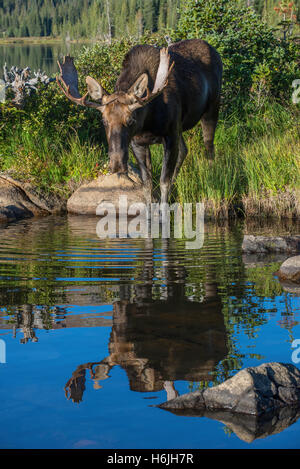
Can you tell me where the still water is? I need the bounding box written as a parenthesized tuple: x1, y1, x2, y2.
(0, 42, 89, 75)
(0, 215, 299, 449)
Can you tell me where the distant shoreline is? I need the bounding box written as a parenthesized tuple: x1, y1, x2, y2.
(0, 37, 94, 45)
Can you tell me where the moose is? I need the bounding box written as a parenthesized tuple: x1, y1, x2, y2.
(57, 39, 222, 203)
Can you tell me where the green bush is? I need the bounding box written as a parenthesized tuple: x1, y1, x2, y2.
(176, 0, 299, 111)
(75, 31, 169, 91)
(0, 82, 105, 148)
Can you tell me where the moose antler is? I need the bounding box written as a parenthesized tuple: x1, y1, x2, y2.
(57, 49, 174, 113)
(129, 48, 174, 111)
(56, 55, 115, 110)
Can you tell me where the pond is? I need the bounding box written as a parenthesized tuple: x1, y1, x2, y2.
(0, 215, 299, 449)
(0, 41, 90, 76)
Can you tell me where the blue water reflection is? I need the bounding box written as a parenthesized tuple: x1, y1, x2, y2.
(0, 215, 299, 448)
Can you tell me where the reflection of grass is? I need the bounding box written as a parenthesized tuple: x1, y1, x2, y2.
(246, 263, 283, 298)
(223, 426, 233, 437)
(1, 220, 291, 399)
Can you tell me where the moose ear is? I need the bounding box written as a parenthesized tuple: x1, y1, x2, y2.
(129, 73, 149, 98)
(86, 76, 108, 101)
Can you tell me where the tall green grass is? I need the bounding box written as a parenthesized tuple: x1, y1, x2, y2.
(175, 102, 300, 218)
(0, 129, 108, 196)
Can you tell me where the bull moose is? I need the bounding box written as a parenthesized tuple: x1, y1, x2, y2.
(57, 39, 222, 203)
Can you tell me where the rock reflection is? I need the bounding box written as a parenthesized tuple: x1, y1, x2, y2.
(162, 406, 300, 443)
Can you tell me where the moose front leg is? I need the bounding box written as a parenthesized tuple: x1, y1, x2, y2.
(171, 135, 188, 185)
(160, 135, 179, 204)
(131, 140, 153, 204)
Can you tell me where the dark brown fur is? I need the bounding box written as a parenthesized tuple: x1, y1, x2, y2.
(103, 39, 223, 202)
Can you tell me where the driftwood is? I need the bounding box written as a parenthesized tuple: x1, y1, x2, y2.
(2, 64, 55, 108)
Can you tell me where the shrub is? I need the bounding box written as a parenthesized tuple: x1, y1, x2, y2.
(176, 0, 299, 111)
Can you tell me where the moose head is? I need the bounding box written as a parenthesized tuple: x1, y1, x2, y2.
(57, 49, 173, 174)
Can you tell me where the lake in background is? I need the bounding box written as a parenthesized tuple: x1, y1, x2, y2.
(0, 41, 90, 76)
(0, 215, 299, 449)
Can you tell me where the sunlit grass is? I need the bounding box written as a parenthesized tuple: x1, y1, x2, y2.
(175, 102, 300, 218)
(0, 130, 108, 196)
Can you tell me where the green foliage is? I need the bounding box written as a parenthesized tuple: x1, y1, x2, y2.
(75, 32, 168, 92)
(0, 77, 106, 148)
(1, 0, 299, 40)
(176, 0, 299, 109)
(0, 0, 180, 39)
(0, 123, 107, 194)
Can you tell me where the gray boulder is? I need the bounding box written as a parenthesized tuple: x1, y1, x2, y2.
(242, 235, 300, 254)
(0, 175, 65, 222)
(159, 363, 300, 416)
(275, 256, 300, 284)
(67, 166, 150, 215)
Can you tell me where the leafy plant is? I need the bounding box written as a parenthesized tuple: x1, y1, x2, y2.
(176, 0, 299, 111)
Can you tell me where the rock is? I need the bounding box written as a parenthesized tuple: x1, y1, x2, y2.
(0, 174, 66, 223)
(275, 256, 300, 284)
(0, 178, 47, 222)
(242, 235, 300, 254)
(279, 283, 300, 295)
(242, 253, 288, 269)
(67, 166, 150, 215)
(158, 362, 300, 416)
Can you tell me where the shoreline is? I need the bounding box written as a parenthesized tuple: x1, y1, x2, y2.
(0, 36, 94, 45)
(0, 172, 299, 224)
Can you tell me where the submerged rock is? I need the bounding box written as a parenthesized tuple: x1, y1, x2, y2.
(158, 363, 300, 416)
(275, 256, 300, 284)
(242, 235, 300, 254)
(0, 175, 65, 222)
(67, 166, 150, 215)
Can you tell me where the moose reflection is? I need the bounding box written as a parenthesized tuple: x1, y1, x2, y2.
(64, 239, 228, 403)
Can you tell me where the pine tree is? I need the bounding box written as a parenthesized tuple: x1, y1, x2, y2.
(2, 0, 297, 39)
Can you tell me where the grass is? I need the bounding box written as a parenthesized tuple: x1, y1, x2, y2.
(174, 101, 300, 218)
(0, 100, 299, 217)
(0, 130, 108, 197)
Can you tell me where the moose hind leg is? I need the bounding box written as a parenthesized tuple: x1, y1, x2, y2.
(200, 100, 220, 160)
